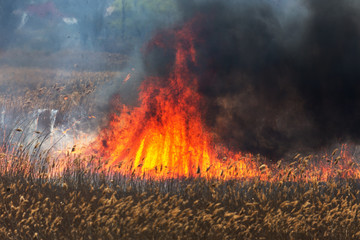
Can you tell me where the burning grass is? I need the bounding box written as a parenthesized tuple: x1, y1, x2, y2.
(0, 137, 360, 239)
(2, 56, 360, 239)
(1, 112, 359, 240)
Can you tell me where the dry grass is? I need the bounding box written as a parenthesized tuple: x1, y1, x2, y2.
(0, 174, 359, 239)
(0, 49, 128, 71)
(1, 65, 360, 239)
(0, 133, 359, 240)
(0, 66, 117, 118)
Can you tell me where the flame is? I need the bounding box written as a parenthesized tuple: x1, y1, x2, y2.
(91, 19, 258, 179)
(89, 19, 360, 181)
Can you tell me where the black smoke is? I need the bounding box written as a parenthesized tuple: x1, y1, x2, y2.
(145, 0, 360, 159)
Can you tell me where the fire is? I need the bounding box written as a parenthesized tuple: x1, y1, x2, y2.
(90, 19, 360, 181)
(92, 19, 257, 179)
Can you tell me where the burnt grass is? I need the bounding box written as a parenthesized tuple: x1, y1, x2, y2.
(1, 61, 360, 239)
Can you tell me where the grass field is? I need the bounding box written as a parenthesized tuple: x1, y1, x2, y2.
(1, 55, 360, 239)
(0, 174, 360, 239)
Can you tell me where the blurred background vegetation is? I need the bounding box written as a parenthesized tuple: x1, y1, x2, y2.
(0, 0, 180, 53)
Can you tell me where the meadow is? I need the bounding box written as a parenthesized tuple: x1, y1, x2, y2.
(0, 170, 360, 239)
(1, 59, 360, 239)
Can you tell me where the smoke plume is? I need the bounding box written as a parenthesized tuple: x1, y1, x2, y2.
(145, 0, 360, 159)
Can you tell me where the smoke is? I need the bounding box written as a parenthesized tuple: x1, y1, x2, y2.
(0, 0, 183, 153)
(2, 0, 360, 160)
(144, 0, 360, 159)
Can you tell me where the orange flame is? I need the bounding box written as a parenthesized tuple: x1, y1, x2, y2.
(91, 19, 258, 179)
(89, 19, 360, 181)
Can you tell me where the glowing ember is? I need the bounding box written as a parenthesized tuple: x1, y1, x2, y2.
(91, 19, 257, 179)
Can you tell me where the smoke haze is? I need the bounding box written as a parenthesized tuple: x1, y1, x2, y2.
(2, 0, 360, 159)
(144, 0, 360, 159)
